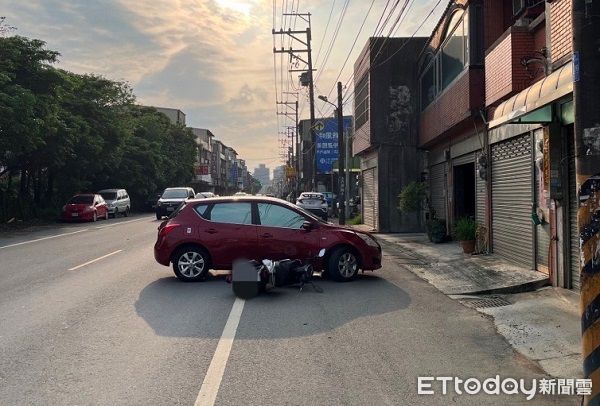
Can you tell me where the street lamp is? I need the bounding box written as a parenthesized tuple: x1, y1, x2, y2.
(318, 89, 346, 224)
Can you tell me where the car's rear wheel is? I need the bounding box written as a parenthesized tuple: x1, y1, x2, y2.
(172, 246, 209, 282)
(328, 247, 359, 282)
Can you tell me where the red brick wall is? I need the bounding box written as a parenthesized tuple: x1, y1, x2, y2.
(483, 0, 505, 50)
(549, 0, 572, 63)
(419, 69, 477, 147)
(485, 27, 534, 106)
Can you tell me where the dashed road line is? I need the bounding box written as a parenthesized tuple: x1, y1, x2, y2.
(0, 229, 89, 250)
(94, 217, 152, 229)
(194, 298, 245, 406)
(67, 250, 123, 271)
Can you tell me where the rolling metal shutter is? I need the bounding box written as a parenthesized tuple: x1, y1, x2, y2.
(362, 167, 378, 230)
(569, 146, 580, 290)
(452, 153, 474, 166)
(475, 152, 486, 225)
(429, 163, 447, 220)
(491, 135, 534, 268)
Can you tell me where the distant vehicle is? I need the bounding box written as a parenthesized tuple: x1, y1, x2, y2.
(61, 194, 109, 222)
(195, 192, 215, 199)
(296, 192, 328, 221)
(234, 192, 248, 196)
(153, 196, 382, 282)
(156, 187, 195, 220)
(98, 189, 130, 217)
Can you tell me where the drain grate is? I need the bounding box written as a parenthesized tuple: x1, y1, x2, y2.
(460, 296, 511, 309)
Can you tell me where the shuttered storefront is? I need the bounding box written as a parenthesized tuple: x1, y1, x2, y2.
(362, 167, 378, 230)
(475, 152, 487, 225)
(491, 135, 534, 268)
(569, 140, 580, 290)
(430, 163, 447, 220)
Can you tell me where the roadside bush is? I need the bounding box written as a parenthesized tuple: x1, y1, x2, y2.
(348, 214, 362, 225)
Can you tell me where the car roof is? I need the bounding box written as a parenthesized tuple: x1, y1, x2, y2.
(187, 196, 294, 206)
(300, 192, 324, 196)
(164, 187, 191, 191)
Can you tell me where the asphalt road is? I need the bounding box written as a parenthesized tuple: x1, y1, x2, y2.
(0, 216, 578, 405)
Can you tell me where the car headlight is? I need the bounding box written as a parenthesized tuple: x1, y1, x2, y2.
(356, 232, 379, 248)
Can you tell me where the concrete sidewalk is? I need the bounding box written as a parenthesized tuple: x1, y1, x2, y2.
(358, 229, 582, 378)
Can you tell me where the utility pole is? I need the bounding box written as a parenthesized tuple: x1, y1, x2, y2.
(337, 82, 346, 225)
(574, 2, 600, 404)
(273, 12, 316, 190)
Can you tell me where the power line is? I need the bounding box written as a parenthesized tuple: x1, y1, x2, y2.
(313, 0, 350, 84)
(314, 0, 336, 66)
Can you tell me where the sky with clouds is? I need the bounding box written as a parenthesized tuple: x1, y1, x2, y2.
(1, 0, 444, 171)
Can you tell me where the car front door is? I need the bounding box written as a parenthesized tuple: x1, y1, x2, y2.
(198, 202, 258, 269)
(255, 202, 320, 261)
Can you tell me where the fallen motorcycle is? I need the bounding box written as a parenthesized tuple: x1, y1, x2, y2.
(230, 258, 322, 300)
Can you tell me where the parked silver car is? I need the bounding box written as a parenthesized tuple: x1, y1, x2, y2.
(98, 189, 131, 217)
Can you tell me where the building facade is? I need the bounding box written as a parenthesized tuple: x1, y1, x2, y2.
(355, 0, 577, 290)
(189, 128, 214, 192)
(153, 107, 186, 126)
(253, 164, 271, 188)
(352, 37, 427, 232)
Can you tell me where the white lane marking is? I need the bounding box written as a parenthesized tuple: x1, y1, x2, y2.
(0, 229, 89, 250)
(67, 250, 123, 271)
(195, 298, 245, 406)
(94, 216, 152, 229)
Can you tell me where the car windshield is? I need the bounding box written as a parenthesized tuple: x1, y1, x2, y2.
(161, 189, 188, 199)
(100, 192, 117, 200)
(69, 195, 93, 204)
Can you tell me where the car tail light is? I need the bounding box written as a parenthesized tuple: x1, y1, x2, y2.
(158, 223, 180, 238)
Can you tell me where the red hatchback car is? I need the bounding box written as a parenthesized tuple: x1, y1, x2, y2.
(61, 194, 109, 222)
(154, 196, 382, 282)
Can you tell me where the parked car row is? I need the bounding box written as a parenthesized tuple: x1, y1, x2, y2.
(61, 188, 130, 222)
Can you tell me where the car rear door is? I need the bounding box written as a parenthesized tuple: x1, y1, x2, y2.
(197, 202, 259, 268)
(255, 202, 320, 261)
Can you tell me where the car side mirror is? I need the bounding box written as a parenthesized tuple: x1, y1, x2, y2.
(301, 221, 314, 231)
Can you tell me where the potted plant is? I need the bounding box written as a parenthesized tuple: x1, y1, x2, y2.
(454, 217, 477, 254)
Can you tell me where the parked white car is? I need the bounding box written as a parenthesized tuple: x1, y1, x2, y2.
(296, 192, 328, 221)
(98, 189, 130, 217)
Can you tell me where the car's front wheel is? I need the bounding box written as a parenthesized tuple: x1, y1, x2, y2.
(328, 247, 359, 282)
(172, 246, 209, 282)
(124, 207, 130, 217)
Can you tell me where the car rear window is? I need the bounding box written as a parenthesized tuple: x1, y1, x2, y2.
(301, 194, 325, 200)
(69, 195, 94, 204)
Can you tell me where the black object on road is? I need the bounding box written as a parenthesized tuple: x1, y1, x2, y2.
(231, 259, 322, 299)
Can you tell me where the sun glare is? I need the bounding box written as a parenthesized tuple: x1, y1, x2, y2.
(215, 0, 252, 15)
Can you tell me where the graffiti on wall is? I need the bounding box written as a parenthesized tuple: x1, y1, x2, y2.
(388, 85, 411, 133)
(583, 127, 600, 156)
